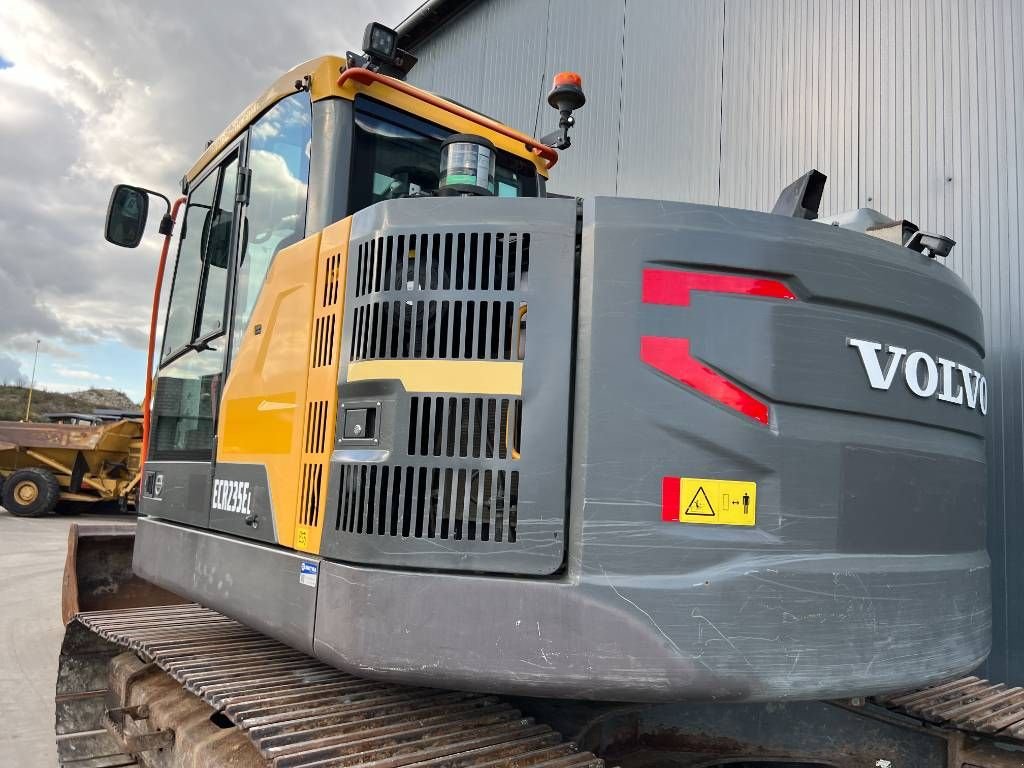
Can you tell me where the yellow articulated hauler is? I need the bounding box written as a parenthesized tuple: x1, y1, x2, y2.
(58, 20, 1005, 768)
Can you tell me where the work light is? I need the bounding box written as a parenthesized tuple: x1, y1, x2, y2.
(363, 22, 398, 61)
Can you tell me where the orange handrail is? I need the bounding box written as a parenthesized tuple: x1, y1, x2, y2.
(337, 67, 558, 169)
(141, 197, 185, 466)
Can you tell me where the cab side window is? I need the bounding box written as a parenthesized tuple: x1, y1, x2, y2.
(232, 93, 311, 354)
(163, 173, 216, 357)
(197, 156, 238, 338)
(152, 150, 240, 460)
(162, 153, 241, 358)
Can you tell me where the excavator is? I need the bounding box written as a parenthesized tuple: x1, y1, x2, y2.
(55, 21, 1017, 768)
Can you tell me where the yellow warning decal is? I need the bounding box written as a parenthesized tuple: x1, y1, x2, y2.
(678, 477, 756, 526)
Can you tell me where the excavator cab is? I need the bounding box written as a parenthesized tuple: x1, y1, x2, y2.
(99, 44, 563, 546)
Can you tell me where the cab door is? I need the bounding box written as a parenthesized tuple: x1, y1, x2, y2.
(207, 92, 313, 544)
(140, 141, 245, 527)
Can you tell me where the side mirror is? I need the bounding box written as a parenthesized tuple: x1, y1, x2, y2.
(105, 184, 150, 248)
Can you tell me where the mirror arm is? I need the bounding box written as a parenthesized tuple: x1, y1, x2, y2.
(134, 186, 175, 235)
(158, 213, 175, 236)
(132, 188, 174, 228)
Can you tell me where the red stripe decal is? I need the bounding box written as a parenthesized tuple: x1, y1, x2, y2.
(641, 336, 770, 425)
(642, 268, 796, 306)
(662, 476, 681, 521)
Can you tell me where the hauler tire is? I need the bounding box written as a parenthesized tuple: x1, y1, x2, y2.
(3, 467, 60, 517)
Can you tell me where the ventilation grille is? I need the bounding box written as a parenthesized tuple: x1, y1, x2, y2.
(299, 463, 323, 527)
(305, 400, 328, 453)
(322, 252, 342, 307)
(312, 315, 337, 368)
(355, 232, 529, 298)
(299, 400, 329, 527)
(350, 299, 524, 362)
(408, 396, 520, 460)
(349, 231, 529, 364)
(326, 220, 575, 573)
(337, 464, 519, 543)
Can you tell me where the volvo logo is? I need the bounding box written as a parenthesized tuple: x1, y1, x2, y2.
(848, 338, 987, 415)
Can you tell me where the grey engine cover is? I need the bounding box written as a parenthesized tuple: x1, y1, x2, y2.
(313, 196, 988, 701)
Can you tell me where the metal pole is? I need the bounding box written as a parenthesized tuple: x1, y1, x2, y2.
(24, 339, 39, 422)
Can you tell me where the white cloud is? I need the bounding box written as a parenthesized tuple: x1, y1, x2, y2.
(0, 353, 24, 383)
(53, 366, 103, 381)
(0, 0, 419, 393)
(252, 121, 281, 140)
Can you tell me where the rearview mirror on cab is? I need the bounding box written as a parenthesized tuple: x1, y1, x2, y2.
(105, 184, 150, 248)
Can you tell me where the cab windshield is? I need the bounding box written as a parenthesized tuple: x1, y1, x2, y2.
(349, 95, 538, 213)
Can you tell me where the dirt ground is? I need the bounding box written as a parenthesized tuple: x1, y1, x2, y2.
(0, 507, 127, 768)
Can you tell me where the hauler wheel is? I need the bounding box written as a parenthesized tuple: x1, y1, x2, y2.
(3, 466, 60, 517)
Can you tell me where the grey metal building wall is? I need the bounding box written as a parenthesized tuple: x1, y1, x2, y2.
(404, 0, 1024, 684)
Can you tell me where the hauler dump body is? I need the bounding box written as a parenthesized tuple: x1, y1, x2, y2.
(0, 417, 142, 515)
(57, 29, 1008, 768)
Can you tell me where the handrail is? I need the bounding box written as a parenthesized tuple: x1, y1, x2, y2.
(142, 197, 185, 467)
(337, 67, 559, 169)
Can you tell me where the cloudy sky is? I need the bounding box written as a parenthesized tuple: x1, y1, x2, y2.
(0, 0, 418, 402)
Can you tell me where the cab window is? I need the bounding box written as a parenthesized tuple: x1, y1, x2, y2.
(152, 149, 239, 460)
(232, 92, 311, 354)
(197, 155, 237, 338)
(349, 96, 538, 213)
(162, 153, 239, 358)
(162, 172, 216, 357)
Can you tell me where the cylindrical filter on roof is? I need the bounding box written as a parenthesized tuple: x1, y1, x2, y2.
(439, 133, 496, 196)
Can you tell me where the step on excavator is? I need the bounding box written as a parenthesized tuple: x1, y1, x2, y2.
(57, 22, 1019, 768)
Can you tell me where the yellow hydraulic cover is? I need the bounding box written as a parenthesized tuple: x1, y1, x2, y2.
(293, 217, 351, 554)
(216, 234, 320, 547)
(216, 219, 350, 552)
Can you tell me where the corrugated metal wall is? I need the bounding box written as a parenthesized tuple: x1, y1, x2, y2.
(858, 0, 1024, 684)
(406, 0, 1024, 683)
(721, 0, 859, 214)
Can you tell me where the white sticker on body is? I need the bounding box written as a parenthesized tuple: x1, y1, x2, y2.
(299, 561, 318, 588)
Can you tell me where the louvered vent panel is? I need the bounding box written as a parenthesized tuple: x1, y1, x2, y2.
(299, 463, 323, 527)
(354, 232, 529, 298)
(407, 396, 521, 460)
(350, 299, 523, 361)
(311, 315, 337, 368)
(304, 400, 328, 454)
(350, 231, 529, 362)
(294, 244, 348, 552)
(338, 464, 519, 543)
(299, 400, 329, 527)
(322, 251, 342, 307)
(325, 202, 575, 575)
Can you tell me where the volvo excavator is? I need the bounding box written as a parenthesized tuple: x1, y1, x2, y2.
(56, 22, 1019, 768)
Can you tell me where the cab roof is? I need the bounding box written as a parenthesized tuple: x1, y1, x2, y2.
(184, 55, 552, 186)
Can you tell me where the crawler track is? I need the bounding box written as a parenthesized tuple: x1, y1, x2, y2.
(57, 604, 606, 768)
(876, 675, 1024, 740)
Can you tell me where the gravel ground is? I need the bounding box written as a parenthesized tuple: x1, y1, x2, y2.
(0, 508, 127, 768)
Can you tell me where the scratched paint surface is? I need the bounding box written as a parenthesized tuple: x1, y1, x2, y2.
(307, 198, 990, 702)
(138, 197, 990, 703)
